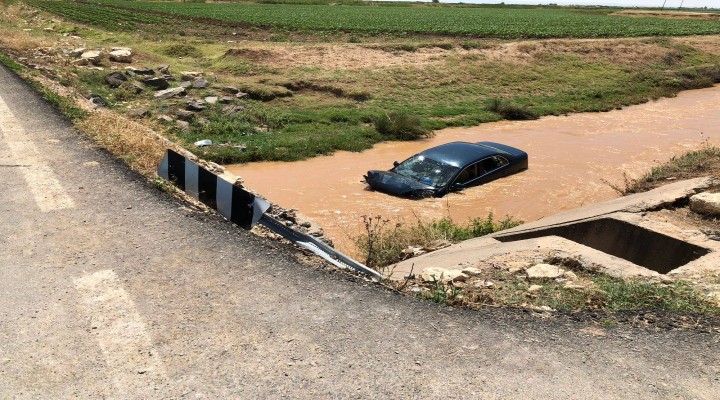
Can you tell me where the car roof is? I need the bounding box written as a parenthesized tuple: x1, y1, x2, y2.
(418, 141, 510, 167)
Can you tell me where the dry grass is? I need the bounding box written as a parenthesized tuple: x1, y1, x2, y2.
(0, 26, 51, 52)
(76, 110, 168, 176)
(611, 10, 720, 21)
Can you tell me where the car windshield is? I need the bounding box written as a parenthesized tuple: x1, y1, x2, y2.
(393, 155, 459, 188)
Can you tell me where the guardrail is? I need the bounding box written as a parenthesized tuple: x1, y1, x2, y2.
(157, 149, 383, 280)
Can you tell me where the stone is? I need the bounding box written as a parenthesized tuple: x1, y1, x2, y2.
(157, 64, 170, 74)
(218, 96, 234, 104)
(181, 71, 201, 81)
(142, 77, 169, 90)
(127, 67, 154, 76)
(192, 78, 209, 89)
(420, 267, 468, 284)
(689, 192, 720, 216)
(222, 105, 245, 115)
(109, 48, 132, 63)
(186, 100, 206, 112)
(563, 282, 587, 290)
(176, 120, 190, 132)
(526, 263, 565, 279)
(69, 47, 85, 58)
(461, 267, 483, 276)
(126, 81, 144, 94)
(527, 284, 543, 292)
(205, 96, 218, 105)
(154, 87, 186, 99)
(157, 115, 174, 123)
(71, 58, 89, 66)
(178, 81, 193, 89)
(564, 271, 578, 281)
(104, 71, 127, 88)
(175, 109, 195, 121)
(221, 86, 240, 94)
(127, 107, 149, 118)
(80, 50, 102, 65)
(87, 94, 105, 108)
(506, 261, 530, 274)
(235, 91, 249, 99)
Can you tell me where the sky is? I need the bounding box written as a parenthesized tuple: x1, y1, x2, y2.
(401, 0, 720, 8)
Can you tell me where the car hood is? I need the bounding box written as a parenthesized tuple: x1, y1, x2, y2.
(365, 170, 436, 196)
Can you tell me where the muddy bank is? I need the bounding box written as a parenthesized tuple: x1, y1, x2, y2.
(227, 85, 720, 254)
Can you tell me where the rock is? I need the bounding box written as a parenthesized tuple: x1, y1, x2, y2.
(689, 192, 720, 216)
(109, 48, 132, 63)
(142, 77, 169, 90)
(401, 246, 426, 257)
(222, 105, 245, 115)
(105, 71, 127, 88)
(71, 58, 89, 66)
(126, 67, 154, 76)
(205, 96, 218, 105)
(176, 120, 190, 132)
(192, 78, 209, 89)
(157, 64, 170, 74)
(218, 96, 234, 104)
(527, 284, 543, 292)
(69, 47, 85, 58)
(461, 267, 483, 276)
(178, 81, 193, 89)
(221, 86, 240, 94)
(564, 282, 587, 290)
(564, 271, 578, 281)
(186, 100, 206, 112)
(181, 71, 201, 81)
(127, 107, 149, 118)
(154, 87, 186, 99)
(420, 267, 468, 284)
(125, 81, 144, 94)
(526, 263, 565, 279)
(87, 94, 105, 108)
(157, 115, 174, 123)
(254, 126, 269, 133)
(175, 109, 195, 121)
(81, 50, 102, 65)
(506, 261, 530, 274)
(235, 91, 249, 99)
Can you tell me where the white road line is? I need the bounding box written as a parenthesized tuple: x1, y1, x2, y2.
(0, 93, 74, 212)
(74, 270, 167, 395)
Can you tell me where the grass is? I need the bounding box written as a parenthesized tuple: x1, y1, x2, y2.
(609, 143, 720, 194)
(356, 213, 522, 271)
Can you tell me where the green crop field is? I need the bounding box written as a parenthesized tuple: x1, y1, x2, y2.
(30, 0, 720, 38)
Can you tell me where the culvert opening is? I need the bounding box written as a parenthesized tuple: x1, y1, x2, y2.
(495, 218, 709, 274)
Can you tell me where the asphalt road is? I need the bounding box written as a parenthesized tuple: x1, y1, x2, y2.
(0, 64, 719, 399)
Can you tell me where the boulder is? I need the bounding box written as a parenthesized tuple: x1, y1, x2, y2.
(205, 96, 219, 105)
(192, 78, 209, 89)
(154, 87, 186, 99)
(141, 77, 169, 90)
(176, 120, 190, 132)
(127, 107, 149, 118)
(526, 263, 565, 279)
(157, 115, 174, 123)
(157, 64, 170, 74)
(420, 267, 468, 284)
(689, 192, 720, 216)
(181, 71, 201, 81)
(105, 71, 127, 88)
(80, 50, 102, 65)
(175, 109, 195, 121)
(109, 48, 132, 63)
(178, 81, 193, 89)
(69, 47, 85, 58)
(186, 100, 206, 112)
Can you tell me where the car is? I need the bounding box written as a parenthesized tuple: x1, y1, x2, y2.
(364, 141, 528, 198)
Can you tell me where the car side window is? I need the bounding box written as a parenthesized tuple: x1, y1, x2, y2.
(455, 163, 479, 184)
(482, 156, 509, 172)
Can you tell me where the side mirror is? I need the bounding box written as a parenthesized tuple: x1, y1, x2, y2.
(393, 161, 400, 167)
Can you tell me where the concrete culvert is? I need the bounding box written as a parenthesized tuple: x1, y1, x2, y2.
(495, 218, 710, 274)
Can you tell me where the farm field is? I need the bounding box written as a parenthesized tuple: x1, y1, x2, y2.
(38, 0, 720, 38)
(3, 1, 720, 163)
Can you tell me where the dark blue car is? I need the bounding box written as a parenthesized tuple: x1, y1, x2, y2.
(364, 141, 528, 198)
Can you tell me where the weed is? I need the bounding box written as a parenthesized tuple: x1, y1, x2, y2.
(161, 43, 203, 58)
(487, 98, 538, 120)
(420, 274, 462, 304)
(373, 112, 431, 140)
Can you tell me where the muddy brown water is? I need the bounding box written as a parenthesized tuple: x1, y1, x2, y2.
(227, 86, 720, 256)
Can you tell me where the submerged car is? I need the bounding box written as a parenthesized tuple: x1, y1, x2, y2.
(364, 141, 528, 198)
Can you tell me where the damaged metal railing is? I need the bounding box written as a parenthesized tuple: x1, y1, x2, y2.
(157, 149, 383, 280)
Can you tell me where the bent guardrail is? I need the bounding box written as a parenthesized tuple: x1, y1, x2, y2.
(157, 149, 383, 280)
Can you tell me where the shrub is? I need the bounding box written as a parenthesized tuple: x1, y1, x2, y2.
(373, 112, 431, 140)
(487, 98, 538, 120)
